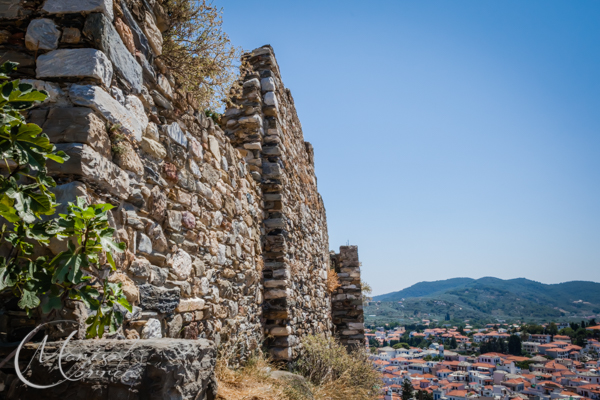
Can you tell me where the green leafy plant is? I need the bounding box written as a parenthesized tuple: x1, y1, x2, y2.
(0, 61, 129, 338)
(204, 109, 221, 123)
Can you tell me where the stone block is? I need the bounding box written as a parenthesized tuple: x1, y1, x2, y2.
(170, 249, 192, 280)
(139, 284, 181, 314)
(69, 84, 143, 141)
(264, 288, 291, 300)
(120, 0, 152, 58)
(37, 48, 113, 87)
(181, 211, 195, 229)
(0, 50, 34, 68)
(137, 232, 152, 255)
(42, 0, 114, 21)
(48, 143, 131, 200)
(264, 279, 288, 288)
(151, 89, 173, 110)
(141, 317, 162, 338)
(238, 114, 262, 128)
(166, 210, 182, 231)
(262, 162, 282, 178)
(176, 298, 205, 312)
(164, 122, 188, 147)
(270, 326, 292, 336)
(22, 79, 69, 107)
(263, 92, 278, 108)
(243, 78, 260, 90)
(42, 107, 111, 159)
(125, 95, 148, 133)
(261, 77, 275, 91)
(50, 181, 88, 216)
(141, 137, 167, 159)
(0, 0, 27, 19)
(144, 11, 162, 56)
(189, 158, 202, 178)
(129, 257, 151, 279)
(83, 13, 143, 92)
(264, 218, 285, 229)
(25, 18, 60, 51)
(208, 135, 221, 160)
(262, 145, 281, 156)
(269, 347, 292, 361)
(7, 339, 217, 400)
(61, 27, 81, 43)
(243, 141, 262, 150)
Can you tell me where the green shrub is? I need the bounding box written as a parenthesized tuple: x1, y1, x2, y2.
(0, 61, 129, 338)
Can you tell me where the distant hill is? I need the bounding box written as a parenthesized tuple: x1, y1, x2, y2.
(368, 277, 600, 324)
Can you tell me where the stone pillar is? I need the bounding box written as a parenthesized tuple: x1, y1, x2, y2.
(330, 246, 365, 348)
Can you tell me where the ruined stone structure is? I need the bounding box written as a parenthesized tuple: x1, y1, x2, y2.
(330, 246, 366, 347)
(0, 1, 364, 398)
(222, 47, 332, 360)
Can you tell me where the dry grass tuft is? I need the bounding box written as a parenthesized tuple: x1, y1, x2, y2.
(326, 269, 341, 294)
(296, 334, 382, 400)
(216, 355, 288, 400)
(216, 335, 381, 400)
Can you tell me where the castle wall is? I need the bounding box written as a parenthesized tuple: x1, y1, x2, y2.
(0, 0, 360, 369)
(0, 0, 264, 359)
(222, 47, 332, 360)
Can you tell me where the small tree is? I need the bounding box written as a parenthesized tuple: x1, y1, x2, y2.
(369, 337, 380, 348)
(402, 379, 414, 400)
(0, 61, 129, 339)
(547, 323, 558, 337)
(161, 0, 241, 111)
(450, 336, 458, 349)
(508, 335, 522, 355)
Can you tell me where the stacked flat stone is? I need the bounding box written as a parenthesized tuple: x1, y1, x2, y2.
(221, 46, 332, 360)
(330, 246, 366, 348)
(0, 0, 264, 367)
(0, 0, 363, 376)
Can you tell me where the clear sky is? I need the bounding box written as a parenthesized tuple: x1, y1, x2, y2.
(220, 1, 600, 296)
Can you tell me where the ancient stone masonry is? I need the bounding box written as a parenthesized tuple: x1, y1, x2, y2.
(330, 246, 366, 348)
(8, 339, 217, 400)
(0, 1, 263, 393)
(0, 0, 364, 396)
(221, 46, 332, 360)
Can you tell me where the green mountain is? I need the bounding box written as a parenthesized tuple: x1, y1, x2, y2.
(368, 277, 600, 325)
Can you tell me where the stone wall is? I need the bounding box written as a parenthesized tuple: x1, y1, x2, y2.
(222, 46, 332, 360)
(330, 246, 366, 348)
(0, 0, 355, 370)
(0, 0, 264, 359)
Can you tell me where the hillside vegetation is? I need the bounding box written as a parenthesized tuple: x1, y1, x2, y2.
(368, 277, 600, 325)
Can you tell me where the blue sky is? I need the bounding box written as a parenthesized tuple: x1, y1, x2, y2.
(221, 1, 600, 295)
